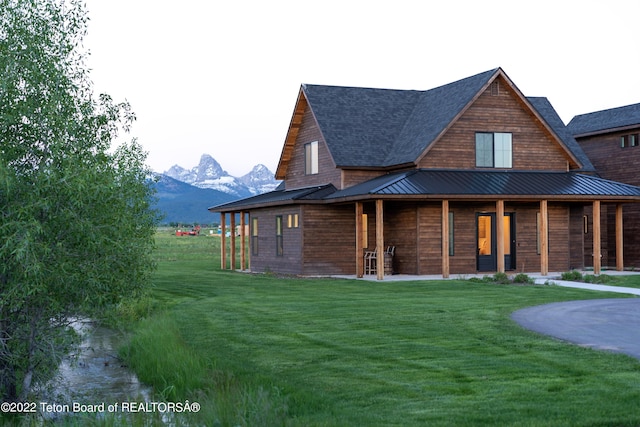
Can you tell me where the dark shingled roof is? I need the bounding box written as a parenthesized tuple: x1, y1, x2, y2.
(303, 68, 594, 171)
(527, 97, 595, 172)
(567, 102, 640, 136)
(325, 170, 640, 200)
(302, 69, 498, 168)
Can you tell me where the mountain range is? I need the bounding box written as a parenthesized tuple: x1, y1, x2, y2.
(153, 154, 280, 225)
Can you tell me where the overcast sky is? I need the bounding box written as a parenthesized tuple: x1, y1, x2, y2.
(84, 0, 640, 177)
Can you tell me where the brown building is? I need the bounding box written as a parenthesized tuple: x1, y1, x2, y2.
(568, 103, 640, 269)
(210, 68, 640, 279)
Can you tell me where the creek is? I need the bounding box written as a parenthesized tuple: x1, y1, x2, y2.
(39, 319, 153, 421)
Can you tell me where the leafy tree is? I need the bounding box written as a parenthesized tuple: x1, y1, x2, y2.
(0, 0, 157, 401)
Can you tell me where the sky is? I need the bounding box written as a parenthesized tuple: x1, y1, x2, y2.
(83, 0, 640, 177)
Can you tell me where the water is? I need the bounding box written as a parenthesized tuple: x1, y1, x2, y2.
(39, 319, 153, 421)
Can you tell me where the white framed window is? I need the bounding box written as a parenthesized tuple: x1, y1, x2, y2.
(475, 132, 512, 168)
(305, 141, 318, 175)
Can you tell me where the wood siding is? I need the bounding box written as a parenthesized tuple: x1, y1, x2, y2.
(577, 128, 640, 268)
(418, 77, 572, 171)
(249, 206, 303, 275)
(301, 205, 356, 275)
(577, 129, 640, 186)
(283, 107, 342, 190)
(383, 201, 573, 275)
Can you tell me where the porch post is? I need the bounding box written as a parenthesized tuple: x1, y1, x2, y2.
(496, 200, 505, 273)
(593, 200, 601, 275)
(356, 202, 364, 278)
(540, 200, 548, 276)
(230, 212, 236, 271)
(616, 204, 624, 271)
(375, 199, 384, 280)
(441, 200, 450, 279)
(240, 211, 246, 271)
(220, 212, 227, 270)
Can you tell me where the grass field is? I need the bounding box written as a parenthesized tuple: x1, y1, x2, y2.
(120, 231, 640, 426)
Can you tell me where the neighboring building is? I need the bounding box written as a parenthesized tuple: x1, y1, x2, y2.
(210, 68, 640, 279)
(568, 103, 640, 269)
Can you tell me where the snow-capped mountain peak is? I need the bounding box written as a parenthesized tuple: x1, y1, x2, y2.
(162, 154, 279, 197)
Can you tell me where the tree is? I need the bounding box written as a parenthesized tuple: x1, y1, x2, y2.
(0, 0, 158, 401)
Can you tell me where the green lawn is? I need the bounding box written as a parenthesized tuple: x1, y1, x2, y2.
(121, 231, 640, 426)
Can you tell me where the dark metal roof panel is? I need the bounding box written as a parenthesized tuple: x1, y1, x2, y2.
(209, 184, 336, 212)
(326, 170, 640, 199)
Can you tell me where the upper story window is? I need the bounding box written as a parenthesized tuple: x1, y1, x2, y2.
(305, 141, 318, 174)
(476, 132, 512, 168)
(621, 134, 639, 148)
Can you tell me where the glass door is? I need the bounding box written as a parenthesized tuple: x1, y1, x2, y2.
(477, 213, 496, 271)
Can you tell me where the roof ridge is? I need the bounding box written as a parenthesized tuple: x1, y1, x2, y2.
(368, 170, 418, 194)
(383, 68, 499, 166)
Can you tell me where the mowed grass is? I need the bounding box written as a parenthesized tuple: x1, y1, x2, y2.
(121, 231, 640, 426)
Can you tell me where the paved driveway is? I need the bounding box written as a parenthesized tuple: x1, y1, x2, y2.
(512, 298, 640, 360)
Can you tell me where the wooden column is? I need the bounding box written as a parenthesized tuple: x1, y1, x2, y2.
(496, 200, 505, 273)
(355, 202, 364, 278)
(593, 200, 601, 275)
(220, 212, 227, 270)
(441, 200, 450, 279)
(540, 200, 548, 276)
(375, 199, 384, 280)
(230, 213, 236, 271)
(616, 204, 624, 271)
(240, 211, 246, 271)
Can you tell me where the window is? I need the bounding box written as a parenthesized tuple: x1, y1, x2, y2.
(287, 214, 299, 228)
(251, 218, 259, 256)
(275, 216, 283, 256)
(305, 141, 318, 174)
(621, 134, 638, 148)
(475, 132, 512, 168)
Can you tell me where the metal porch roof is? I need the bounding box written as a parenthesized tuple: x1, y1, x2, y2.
(325, 170, 640, 200)
(209, 184, 336, 212)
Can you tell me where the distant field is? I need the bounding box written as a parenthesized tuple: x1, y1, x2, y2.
(121, 232, 640, 426)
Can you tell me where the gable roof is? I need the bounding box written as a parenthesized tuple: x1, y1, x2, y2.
(567, 102, 640, 137)
(277, 68, 589, 177)
(300, 69, 497, 169)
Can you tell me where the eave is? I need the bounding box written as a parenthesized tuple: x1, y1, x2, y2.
(275, 88, 308, 180)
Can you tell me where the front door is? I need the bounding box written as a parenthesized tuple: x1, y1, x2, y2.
(477, 213, 516, 272)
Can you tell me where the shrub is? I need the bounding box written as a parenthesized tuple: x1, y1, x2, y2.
(513, 273, 534, 284)
(561, 270, 583, 281)
(492, 272, 511, 284)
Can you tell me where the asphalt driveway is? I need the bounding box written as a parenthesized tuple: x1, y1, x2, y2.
(512, 298, 640, 360)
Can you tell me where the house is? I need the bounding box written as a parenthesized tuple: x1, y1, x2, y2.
(209, 68, 640, 279)
(568, 103, 640, 269)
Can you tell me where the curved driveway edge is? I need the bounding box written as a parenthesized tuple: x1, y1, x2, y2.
(512, 298, 640, 360)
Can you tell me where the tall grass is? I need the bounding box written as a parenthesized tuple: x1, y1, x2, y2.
(118, 232, 640, 426)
